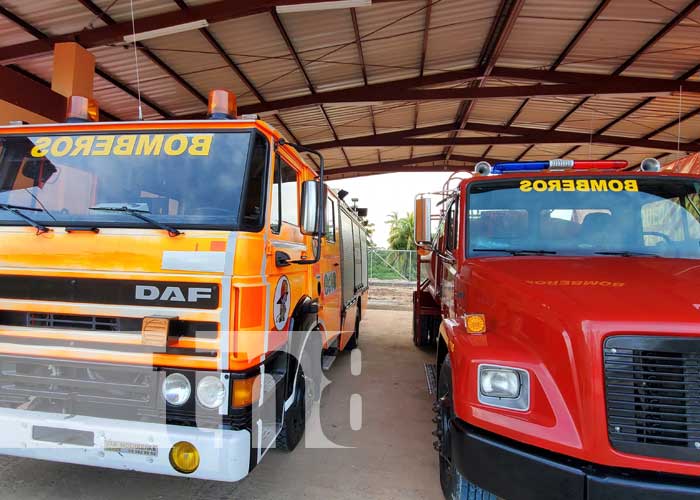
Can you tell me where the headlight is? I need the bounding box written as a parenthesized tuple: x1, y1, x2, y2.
(197, 376, 226, 409)
(480, 368, 520, 398)
(162, 373, 191, 406)
(478, 364, 530, 411)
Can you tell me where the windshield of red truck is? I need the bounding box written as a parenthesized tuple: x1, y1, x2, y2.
(0, 131, 268, 231)
(468, 176, 700, 259)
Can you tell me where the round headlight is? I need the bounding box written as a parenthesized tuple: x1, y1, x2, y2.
(197, 376, 226, 409)
(162, 373, 191, 406)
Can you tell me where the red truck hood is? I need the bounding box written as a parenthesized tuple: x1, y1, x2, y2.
(468, 256, 700, 325)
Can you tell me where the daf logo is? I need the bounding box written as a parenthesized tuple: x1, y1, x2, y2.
(135, 285, 213, 303)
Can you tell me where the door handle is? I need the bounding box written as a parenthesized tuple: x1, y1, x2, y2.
(275, 251, 291, 267)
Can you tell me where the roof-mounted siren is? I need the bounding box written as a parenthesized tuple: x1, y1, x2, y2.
(66, 96, 99, 123)
(208, 89, 237, 119)
(640, 157, 661, 172)
(474, 161, 492, 176)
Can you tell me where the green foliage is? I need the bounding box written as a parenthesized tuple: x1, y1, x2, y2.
(386, 211, 415, 250)
(369, 249, 416, 281)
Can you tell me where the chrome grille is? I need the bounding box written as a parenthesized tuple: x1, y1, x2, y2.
(604, 336, 700, 463)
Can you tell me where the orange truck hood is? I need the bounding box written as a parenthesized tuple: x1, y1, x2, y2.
(0, 226, 236, 275)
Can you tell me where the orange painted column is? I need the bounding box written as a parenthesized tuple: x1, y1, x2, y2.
(51, 42, 95, 99)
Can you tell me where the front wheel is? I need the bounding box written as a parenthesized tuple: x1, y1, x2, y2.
(436, 356, 497, 500)
(276, 367, 306, 452)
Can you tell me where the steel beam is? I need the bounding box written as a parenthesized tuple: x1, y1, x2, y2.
(0, 65, 66, 122)
(0, 1, 368, 61)
(325, 154, 450, 178)
(303, 121, 699, 152)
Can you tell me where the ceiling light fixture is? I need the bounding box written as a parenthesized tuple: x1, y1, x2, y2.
(123, 20, 209, 44)
(276, 0, 371, 14)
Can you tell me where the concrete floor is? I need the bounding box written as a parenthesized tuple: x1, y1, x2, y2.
(0, 310, 442, 500)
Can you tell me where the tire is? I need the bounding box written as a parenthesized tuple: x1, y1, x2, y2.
(276, 366, 306, 452)
(344, 307, 360, 351)
(437, 356, 497, 500)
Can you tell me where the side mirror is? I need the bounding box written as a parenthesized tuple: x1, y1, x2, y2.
(300, 179, 321, 235)
(414, 197, 431, 245)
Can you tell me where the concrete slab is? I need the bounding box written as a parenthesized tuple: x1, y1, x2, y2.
(0, 309, 442, 500)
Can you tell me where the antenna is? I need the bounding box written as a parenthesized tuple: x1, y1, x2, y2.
(677, 85, 682, 160)
(128, 0, 144, 120)
(588, 96, 595, 160)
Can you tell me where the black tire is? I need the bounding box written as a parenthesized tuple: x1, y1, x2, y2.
(437, 356, 497, 500)
(344, 307, 360, 351)
(276, 366, 306, 452)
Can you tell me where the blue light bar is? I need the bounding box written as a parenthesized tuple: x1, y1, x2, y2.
(492, 161, 550, 173)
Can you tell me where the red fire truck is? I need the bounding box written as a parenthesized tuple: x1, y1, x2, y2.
(413, 158, 700, 499)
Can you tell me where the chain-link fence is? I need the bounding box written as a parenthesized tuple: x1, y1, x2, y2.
(369, 249, 417, 282)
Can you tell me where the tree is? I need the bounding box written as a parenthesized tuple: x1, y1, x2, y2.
(386, 211, 415, 250)
(363, 220, 378, 247)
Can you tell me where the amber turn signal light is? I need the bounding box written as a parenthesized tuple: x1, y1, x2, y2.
(464, 313, 486, 334)
(66, 95, 99, 123)
(231, 376, 260, 408)
(207, 89, 237, 119)
(142, 316, 171, 347)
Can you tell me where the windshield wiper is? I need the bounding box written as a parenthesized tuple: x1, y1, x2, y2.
(89, 205, 182, 237)
(472, 248, 557, 256)
(594, 251, 660, 257)
(0, 203, 50, 234)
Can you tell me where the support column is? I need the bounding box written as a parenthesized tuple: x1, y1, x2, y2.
(51, 42, 95, 99)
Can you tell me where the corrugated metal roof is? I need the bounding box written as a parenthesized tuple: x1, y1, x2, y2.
(207, 13, 312, 101)
(2, 0, 100, 35)
(499, 0, 600, 69)
(2, 0, 700, 175)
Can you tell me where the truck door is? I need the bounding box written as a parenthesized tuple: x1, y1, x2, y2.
(263, 153, 305, 450)
(440, 199, 459, 318)
(319, 193, 341, 339)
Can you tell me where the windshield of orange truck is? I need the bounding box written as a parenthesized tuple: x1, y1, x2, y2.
(0, 131, 268, 231)
(468, 176, 700, 259)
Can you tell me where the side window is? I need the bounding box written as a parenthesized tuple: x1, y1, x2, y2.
(326, 196, 336, 242)
(241, 133, 268, 231)
(271, 156, 299, 232)
(445, 199, 459, 252)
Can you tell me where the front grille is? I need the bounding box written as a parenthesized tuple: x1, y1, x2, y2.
(0, 357, 159, 417)
(604, 336, 700, 462)
(29, 312, 125, 331)
(0, 357, 241, 428)
(0, 310, 217, 339)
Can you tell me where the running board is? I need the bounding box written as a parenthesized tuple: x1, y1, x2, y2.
(322, 354, 337, 371)
(424, 363, 437, 395)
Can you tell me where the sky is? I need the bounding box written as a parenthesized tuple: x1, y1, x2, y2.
(328, 171, 457, 247)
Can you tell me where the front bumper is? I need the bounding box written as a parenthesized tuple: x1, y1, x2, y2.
(0, 407, 251, 481)
(451, 419, 700, 500)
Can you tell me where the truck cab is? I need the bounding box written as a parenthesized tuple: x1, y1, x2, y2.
(0, 92, 369, 481)
(414, 158, 700, 499)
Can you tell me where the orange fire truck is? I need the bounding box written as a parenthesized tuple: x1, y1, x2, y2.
(0, 91, 369, 480)
(414, 159, 700, 499)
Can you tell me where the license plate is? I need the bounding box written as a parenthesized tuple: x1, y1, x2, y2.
(104, 439, 158, 457)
